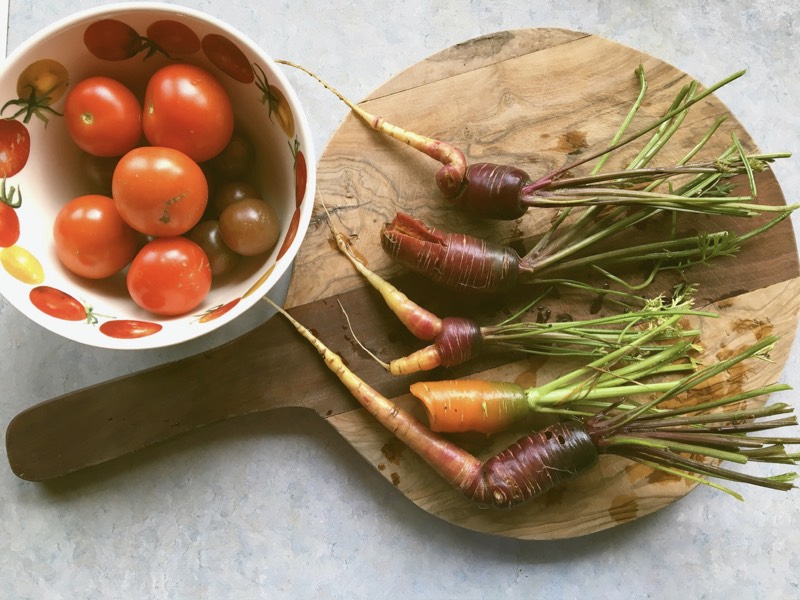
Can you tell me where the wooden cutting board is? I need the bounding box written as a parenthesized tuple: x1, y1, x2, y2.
(7, 29, 799, 540)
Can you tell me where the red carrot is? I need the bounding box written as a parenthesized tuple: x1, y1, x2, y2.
(332, 218, 707, 375)
(266, 296, 799, 507)
(278, 60, 790, 220)
(375, 96, 796, 295)
(380, 207, 794, 295)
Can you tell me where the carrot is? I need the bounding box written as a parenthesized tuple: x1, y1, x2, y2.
(279, 60, 790, 220)
(412, 314, 697, 434)
(381, 207, 794, 294)
(331, 223, 442, 340)
(331, 216, 708, 375)
(409, 379, 530, 434)
(266, 296, 799, 507)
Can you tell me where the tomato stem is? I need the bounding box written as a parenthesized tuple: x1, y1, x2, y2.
(1, 83, 63, 125)
(254, 63, 282, 125)
(0, 177, 22, 208)
(138, 35, 171, 61)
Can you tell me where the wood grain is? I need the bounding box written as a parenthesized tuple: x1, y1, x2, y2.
(6, 29, 799, 540)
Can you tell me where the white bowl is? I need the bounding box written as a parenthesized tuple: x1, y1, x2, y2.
(0, 2, 315, 349)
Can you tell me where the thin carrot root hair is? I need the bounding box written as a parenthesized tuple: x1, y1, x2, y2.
(276, 59, 467, 196)
(321, 201, 443, 342)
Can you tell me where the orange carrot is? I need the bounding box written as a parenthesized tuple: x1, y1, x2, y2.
(410, 379, 529, 434)
(411, 316, 696, 435)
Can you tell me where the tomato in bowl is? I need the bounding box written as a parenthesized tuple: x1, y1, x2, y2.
(0, 3, 315, 349)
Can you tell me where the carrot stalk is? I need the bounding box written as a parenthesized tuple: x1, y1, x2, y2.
(266, 297, 799, 507)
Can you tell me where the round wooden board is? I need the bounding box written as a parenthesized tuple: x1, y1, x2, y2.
(286, 29, 800, 539)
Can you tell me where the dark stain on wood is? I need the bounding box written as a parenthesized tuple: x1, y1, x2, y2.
(381, 438, 405, 465)
(556, 130, 588, 154)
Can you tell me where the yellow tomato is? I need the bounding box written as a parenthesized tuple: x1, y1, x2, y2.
(269, 85, 295, 139)
(1, 244, 45, 284)
(16, 59, 69, 105)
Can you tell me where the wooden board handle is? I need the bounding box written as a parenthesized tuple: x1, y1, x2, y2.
(6, 280, 508, 481)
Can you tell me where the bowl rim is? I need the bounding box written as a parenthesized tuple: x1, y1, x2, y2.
(0, 2, 317, 350)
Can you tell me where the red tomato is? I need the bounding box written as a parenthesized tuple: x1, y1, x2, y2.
(100, 319, 163, 339)
(29, 286, 89, 321)
(0, 203, 20, 247)
(146, 20, 201, 55)
(0, 119, 30, 177)
(201, 34, 254, 83)
(53, 194, 139, 279)
(64, 77, 142, 157)
(142, 64, 234, 162)
(127, 237, 211, 316)
(112, 146, 208, 236)
(84, 19, 143, 60)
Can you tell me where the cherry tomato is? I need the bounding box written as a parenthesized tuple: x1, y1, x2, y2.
(145, 20, 201, 55)
(186, 219, 240, 276)
(127, 237, 211, 316)
(79, 151, 118, 194)
(84, 19, 143, 61)
(112, 146, 208, 237)
(255, 65, 295, 138)
(267, 85, 295, 139)
(207, 132, 255, 180)
(142, 63, 234, 162)
(1, 244, 44, 284)
(219, 198, 280, 256)
(100, 319, 162, 339)
(29, 286, 89, 321)
(0, 203, 20, 247)
(201, 34, 254, 83)
(212, 180, 261, 216)
(64, 77, 142, 157)
(3, 59, 69, 124)
(0, 119, 30, 177)
(53, 194, 139, 279)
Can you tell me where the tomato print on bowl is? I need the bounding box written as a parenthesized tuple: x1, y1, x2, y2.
(0, 3, 316, 350)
